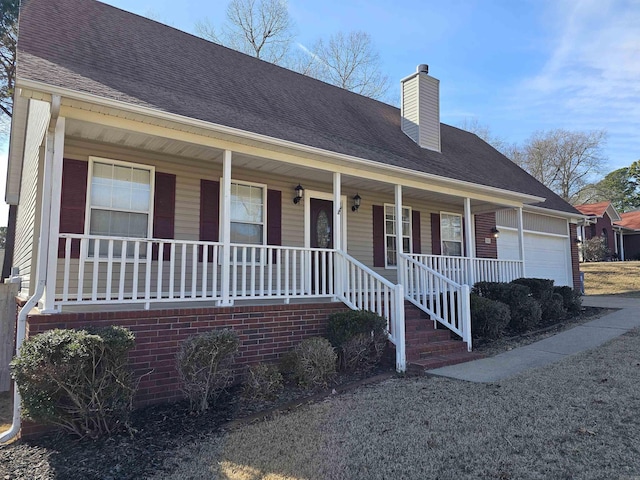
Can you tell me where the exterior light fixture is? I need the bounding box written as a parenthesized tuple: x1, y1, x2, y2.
(352, 193, 361, 212)
(491, 227, 500, 238)
(574, 237, 583, 245)
(293, 184, 304, 204)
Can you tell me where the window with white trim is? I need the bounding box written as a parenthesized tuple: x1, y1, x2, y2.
(384, 204, 412, 267)
(230, 181, 266, 245)
(87, 158, 154, 256)
(441, 212, 463, 256)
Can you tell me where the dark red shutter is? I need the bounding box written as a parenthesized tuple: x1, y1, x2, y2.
(412, 210, 421, 254)
(58, 159, 88, 258)
(267, 189, 282, 262)
(373, 205, 385, 267)
(199, 180, 220, 261)
(431, 213, 441, 255)
(152, 172, 176, 260)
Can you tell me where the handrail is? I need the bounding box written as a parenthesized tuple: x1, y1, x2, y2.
(399, 253, 472, 351)
(335, 250, 405, 372)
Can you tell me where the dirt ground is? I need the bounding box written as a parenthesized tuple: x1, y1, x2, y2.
(581, 261, 640, 296)
(0, 391, 11, 432)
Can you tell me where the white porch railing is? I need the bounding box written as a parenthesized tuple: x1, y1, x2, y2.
(399, 253, 472, 351)
(408, 254, 523, 286)
(57, 235, 337, 307)
(335, 251, 405, 372)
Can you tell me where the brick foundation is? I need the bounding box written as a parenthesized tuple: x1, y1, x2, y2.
(27, 302, 349, 407)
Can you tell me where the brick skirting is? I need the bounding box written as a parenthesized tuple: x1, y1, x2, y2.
(27, 302, 350, 406)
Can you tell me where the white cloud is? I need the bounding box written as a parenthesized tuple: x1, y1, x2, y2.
(509, 0, 640, 167)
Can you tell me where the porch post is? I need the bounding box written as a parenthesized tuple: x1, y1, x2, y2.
(619, 231, 625, 261)
(42, 116, 66, 313)
(333, 173, 342, 299)
(517, 207, 526, 277)
(394, 184, 403, 284)
(463, 197, 474, 286)
(219, 150, 233, 306)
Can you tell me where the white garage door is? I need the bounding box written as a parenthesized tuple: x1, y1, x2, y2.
(497, 230, 571, 286)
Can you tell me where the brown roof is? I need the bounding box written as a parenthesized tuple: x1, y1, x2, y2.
(574, 201, 611, 217)
(16, 0, 579, 215)
(616, 211, 640, 230)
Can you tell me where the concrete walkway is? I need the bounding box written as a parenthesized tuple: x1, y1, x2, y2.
(427, 295, 640, 383)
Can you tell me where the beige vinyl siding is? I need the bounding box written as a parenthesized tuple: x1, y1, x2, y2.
(14, 99, 50, 297)
(496, 208, 568, 235)
(401, 76, 419, 143)
(418, 74, 441, 152)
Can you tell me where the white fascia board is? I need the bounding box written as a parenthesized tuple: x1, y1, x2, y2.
(17, 78, 546, 205)
(5, 93, 30, 205)
(605, 204, 622, 222)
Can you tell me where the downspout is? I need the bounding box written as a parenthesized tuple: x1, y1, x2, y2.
(0, 96, 61, 443)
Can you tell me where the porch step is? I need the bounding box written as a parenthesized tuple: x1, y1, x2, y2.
(403, 303, 480, 371)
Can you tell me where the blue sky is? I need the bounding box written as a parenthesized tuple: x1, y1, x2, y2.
(0, 0, 639, 224)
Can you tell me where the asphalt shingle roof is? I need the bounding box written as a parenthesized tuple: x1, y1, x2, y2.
(17, 0, 579, 215)
(575, 201, 611, 217)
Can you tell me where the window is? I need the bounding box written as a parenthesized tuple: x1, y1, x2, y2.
(87, 158, 154, 256)
(441, 212, 463, 256)
(230, 181, 266, 245)
(384, 204, 412, 267)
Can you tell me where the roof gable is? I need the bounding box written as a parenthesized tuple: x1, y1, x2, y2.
(17, 0, 579, 215)
(575, 201, 621, 222)
(616, 211, 640, 231)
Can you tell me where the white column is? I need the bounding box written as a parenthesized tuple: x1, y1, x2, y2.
(42, 116, 66, 313)
(333, 173, 341, 252)
(463, 198, 474, 286)
(517, 207, 526, 277)
(219, 150, 233, 306)
(619, 231, 625, 261)
(394, 185, 403, 282)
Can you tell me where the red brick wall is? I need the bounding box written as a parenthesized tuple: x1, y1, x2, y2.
(570, 224, 581, 291)
(474, 213, 498, 259)
(27, 302, 349, 406)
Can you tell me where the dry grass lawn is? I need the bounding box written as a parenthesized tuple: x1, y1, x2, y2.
(151, 329, 640, 480)
(581, 261, 640, 296)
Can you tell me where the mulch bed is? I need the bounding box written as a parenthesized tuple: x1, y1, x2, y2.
(0, 306, 614, 479)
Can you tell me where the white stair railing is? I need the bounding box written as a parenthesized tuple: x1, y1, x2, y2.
(399, 253, 472, 351)
(335, 251, 405, 372)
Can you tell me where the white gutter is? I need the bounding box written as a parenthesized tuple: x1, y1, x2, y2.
(0, 96, 61, 444)
(16, 78, 546, 206)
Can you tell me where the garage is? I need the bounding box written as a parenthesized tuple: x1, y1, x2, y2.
(497, 229, 571, 286)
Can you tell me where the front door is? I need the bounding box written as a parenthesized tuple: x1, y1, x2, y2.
(310, 198, 333, 293)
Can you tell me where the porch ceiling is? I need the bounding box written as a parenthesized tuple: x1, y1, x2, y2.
(65, 118, 508, 213)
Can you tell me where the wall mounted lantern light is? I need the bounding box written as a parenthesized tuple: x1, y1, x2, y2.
(293, 184, 304, 204)
(352, 193, 361, 212)
(490, 227, 500, 239)
(574, 237, 583, 245)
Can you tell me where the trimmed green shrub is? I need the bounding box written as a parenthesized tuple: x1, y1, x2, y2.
(511, 278, 554, 300)
(283, 337, 336, 388)
(512, 278, 565, 323)
(243, 363, 283, 400)
(326, 310, 388, 371)
(10, 326, 136, 439)
(470, 294, 511, 340)
(473, 281, 542, 332)
(554, 286, 582, 315)
(176, 329, 239, 414)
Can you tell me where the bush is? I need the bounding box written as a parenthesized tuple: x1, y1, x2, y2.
(283, 337, 336, 388)
(512, 278, 565, 323)
(10, 326, 136, 439)
(583, 237, 610, 262)
(470, 294, 511, 339)
(554, 286, 582, 315)
(511, 278, 554, 300)
(176, 329, 239, 414)
(472, 281, 541, 333)
(326, 310, 388, 371)
(243, 363, 283, 400)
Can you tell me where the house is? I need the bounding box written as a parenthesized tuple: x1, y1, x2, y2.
(574, 201, 624, 260)
(4, 0, 582, 421)
(614, 211, 640, 260)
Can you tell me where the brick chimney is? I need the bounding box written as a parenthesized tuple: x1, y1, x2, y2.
(400, 64, 441, 152)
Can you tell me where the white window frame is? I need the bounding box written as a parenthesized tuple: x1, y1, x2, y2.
(84, 157, 155, 260)
(383, 203, 412, 269)
(440, 211, 463, 257)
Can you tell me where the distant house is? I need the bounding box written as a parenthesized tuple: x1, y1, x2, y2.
(5, 0, 582, 405)
(575, 201, 623, 260)
(614, 211, 640, 261)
